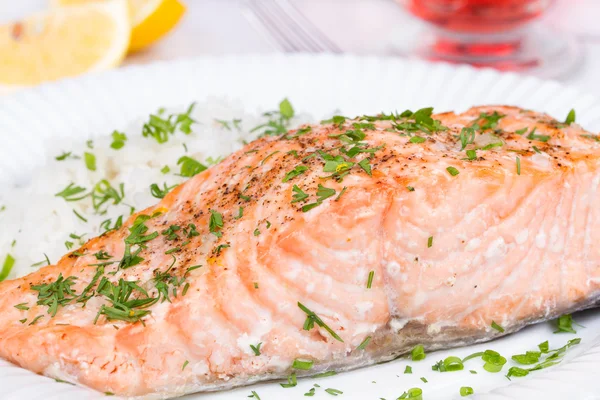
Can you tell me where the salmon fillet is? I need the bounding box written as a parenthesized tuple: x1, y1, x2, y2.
(0, 105, 599, 398)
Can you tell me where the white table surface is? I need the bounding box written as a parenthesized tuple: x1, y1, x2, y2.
(2, 0, 600, 96)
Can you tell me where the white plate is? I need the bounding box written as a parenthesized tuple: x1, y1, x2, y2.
(1, 54, 600, 400)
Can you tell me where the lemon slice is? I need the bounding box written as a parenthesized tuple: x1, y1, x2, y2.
(0, 0, 130, 91)
(53, 0, 186, 52)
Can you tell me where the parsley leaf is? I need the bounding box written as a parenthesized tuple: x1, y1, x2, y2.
(564, 109, 576, 125)
(177, 156, 207, 177)
(84, 152, 96, 171)
(110, 131, 127, 150)
(291, 185, 309, 203)
(209, 210, 224, 238)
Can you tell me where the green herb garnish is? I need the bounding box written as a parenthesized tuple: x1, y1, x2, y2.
(177, 156, 207, 177)
(283, 165, 309, 182)
(298, 302, 344, 342)
(55, 183, 88, 202)
(84, 152, 96, 171)
(209, 210, 224, 238)
(411, 344, 426, 361)
(31, 273, 78, 316)
(357, 336, 372, 350)
(446, 166, 459, 176)
(491, 320, 505, 333)
(110, 131, 127, 150)
(565, 109, 576, 125)
(366, 271, 374, 289)
(554, 314, 576, 333)
(250, 343, 262, 356)
(280, 372, 297, 388)
(324, 388, 343, 396)
(0, 254, 15, 281)
(292, 359, 314, 370)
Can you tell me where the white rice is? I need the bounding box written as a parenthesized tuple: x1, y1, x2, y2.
(0, 98, 311, 280)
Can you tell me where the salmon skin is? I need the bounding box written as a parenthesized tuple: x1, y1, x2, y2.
(0, 106, 599, 398)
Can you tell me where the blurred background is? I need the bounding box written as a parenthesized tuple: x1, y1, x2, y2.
(1, 0, 600, 93)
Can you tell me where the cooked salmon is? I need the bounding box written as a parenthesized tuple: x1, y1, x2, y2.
(0, 106, 599, 398)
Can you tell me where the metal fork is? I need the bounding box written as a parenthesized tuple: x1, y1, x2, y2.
(244, 0, 342, 53)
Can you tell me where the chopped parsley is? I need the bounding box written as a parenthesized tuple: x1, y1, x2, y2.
(366, 270, 374, 289)
(411, 344, 426, 361)
(72, 209, 87, 222)
(280, 372, 297, 388)
(142, 103, 196, 143)
(432, 356, 464, 372)
(31, 273, 78, 316)
(357, 336, 372, 350)
(526, 129, 550, 142)
(511, 351, 541, 365)
(298, 302, 344, 342)
(292, 359, 314, 370)
(324, 388, 343, 396)
(473, 111, 504, 130)
(357, 158, 372, 176)
(459, 127, 475, 150)
(91, 180, 125, 214)
(94, 278, 157, 324)
(409, 136, 426, 144)
(177, 156, 207, 177)
(398, 387, 422, 399)
(249, 391, 261, 399)
(564, 109, 576, 125)
(55, 183, 88, 202)
(515, 128, 528, 135)
(491, 320, 505, 333)
(446, 166, 460, 176)
(392, 107, 447, 133)
(93, 250, 112, 260)
(150, 182, 176, 199)
(250, 342, 262, 356)
(463, 349, 506, 373)
(215, 118, 242, 131)
(209, 210, 224, 237)
(213, 244, 230, 256)
(84, 152, 96, 171)
(279, 98, 294, 119)
(251, 99, 295, 137)
(55, 151, 78, 161)
(283, 165, 308, 182)
(0, 254, 15, 281)
(235, 207, 244, 219)
(554, 314, 576, 333)
(110, 131, 127, 150)
(301, 184, 336, 212)
(313, 371, 337, 378)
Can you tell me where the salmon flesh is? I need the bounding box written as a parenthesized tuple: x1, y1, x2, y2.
(0, 106, 599, 398)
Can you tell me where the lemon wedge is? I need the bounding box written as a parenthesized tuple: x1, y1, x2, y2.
(54, 0, 186, 52)
(0, 0, 130, 92)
